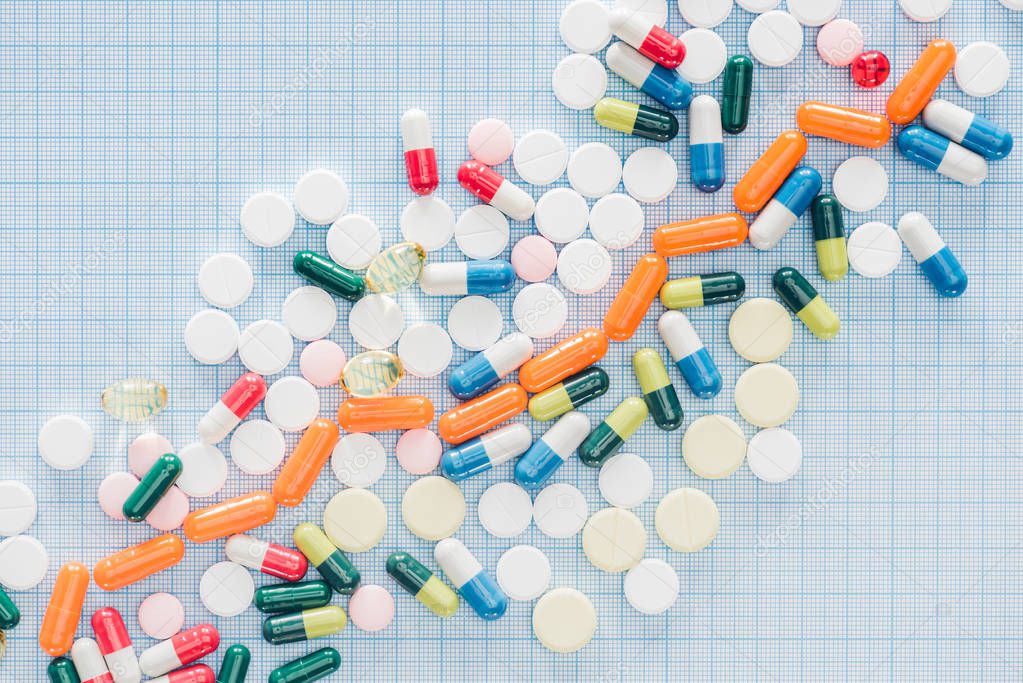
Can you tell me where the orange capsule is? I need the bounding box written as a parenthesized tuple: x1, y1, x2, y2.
(796, 102, 891, 148)
(732, 130, 807, 213)
(39, 562, 89, 656)
(518, 327, 609, 393)
(272, 418, 340, 507)
(183, 490, 277, 543)
(886, 39, 956, 125)
(336, 395, 434, 432)
(652, 213, 749, 257)
(603, 254, 668, 342)
(93, 534, 185, 591)
(438, 384, 528, 444)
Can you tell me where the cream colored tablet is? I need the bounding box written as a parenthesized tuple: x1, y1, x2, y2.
(582, 507, 646, 573)
(727, 298, 793, 362)
(323, 488, 387, 552)
(734, 363, 799, 428)
(655, 488, 719, 553)
(401, 476, 465, 541)
(683, 415, 747, 479)
(533, 588, 597, 653)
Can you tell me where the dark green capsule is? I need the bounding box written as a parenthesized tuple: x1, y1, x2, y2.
(659, 271, 745, 309)
(47, 658, 81, 683)
(268, 647, 342, 683)
(579, 397, 649, 467)
(122, 453, 182, 522)
(811, 195, 848, 282)
(721, 55, 753, 134)
(773, 267, 840, 340)
(254, 580, 333, 614)
(216, 644, 250, 683)
(632, 349, 684, 431)
(527, 366, 609, 421)
(293, 523, 360, 594)
(293, 251, 365, 301)
(386, 552, 459, 617)
(594, 97, 679, 142)
(262, 606, 346, 645)
(0, 585, 19, 629)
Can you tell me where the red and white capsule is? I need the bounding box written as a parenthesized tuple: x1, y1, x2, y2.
(401, 108, 439, 196)
(198, 372, 267, 444)
(147, 664, 216, 683)
(138, 624, 220, 678)
(91, 607, 142, 683)
(71, 638, 115, 683)
(608, 8, 686, 69)
(457, 160, 535, 221)
(225, 533, 308, 582)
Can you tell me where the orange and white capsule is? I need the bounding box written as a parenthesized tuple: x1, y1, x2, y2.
(796, 102, 891, 148)
(272, 418, 340, 507)
(438, 384, 528, 444)
(336, 395, 434, 432)
(93, 534, 185, 591)
(653, 213, 749, 257)
(732, 130, 807, 213)
(517, 327, 609, 393)
(401, 108, 439, 196)
(603, 254, 668, 342)
(886, 39, 956, 125)
(183, 491, 277, 543)
(39, 562, 90, 656)
(71, 638, 114, 683)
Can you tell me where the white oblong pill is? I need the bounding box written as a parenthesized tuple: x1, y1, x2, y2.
(568, 142, 623, 198)
(497, 545, 551, 601)
(898, 0, 952, 22)
(534, 188, 589, 244)
(833, 156, 888, 212)
(349, 294, 404, 350)
(677, 29, 728, 83)
(848, 221, 902, 278)
(552, 54, 608, 110)
(622, 147, 678, 204)
(400, 196, 455, 252)
(588, 193, 644, 249)
(176, 442, 228, 497)
(230, 419, 286, 475)
(468, 118, 515, 166)
(478, 482, 533, 538)
(598, 453, 653, 508)
(240, 191, 295, 247)
(787, 0, 841, 26)
(560, 0, 612, 54)
(455, 205, 509, 260)
(615, 0, 669, 25)
(533, 483, 588, 538)
(683, 415, 747, 479)
(513, 283, 568, 339)
(198, 254, 253, 309)
(513, 130, 569, 186)
(281, 286, 337, 342)
(238, 319, 293, 375)
(747, 427, 802, 483)
(0, 481, 37, 535)
(625, 558, 679, 614)
(331, 433, 387, 488)
(655, 487, 719, 552)
(447, 296, 503, 351)
(678, 0, 733, 27)
(557, 238, 612, 294)
(185, 309, 240, 365)
(327, 214, 381, 269)
(200, 561, 254, 618)
(735, 363, 799, 428)
(397, 323, 453, 378)
(264, 376, 320, 432)
(38, 414, 93, 470)
(0, 535, 49, 591)
(955, 41, 1010, 98)
(747, 10, 803, 67)
(294, 169, 349, 225)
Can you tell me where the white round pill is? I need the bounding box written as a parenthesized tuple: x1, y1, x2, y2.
(588, 194, 644, 249)
(400, 196, 455, 252)
(200, 561, 254, 618)
(848, 222, 902, 278)
(264, 376, 320, 432)
(331, 433, 387, 488)
(736, 0, 779, 12)
(281, 286, 337, 342)
(478, 482, 533, 538)
(197, 254, 253, 309)
(468, 118, 515, 166)
(533, 483, 588, 539)
(513, 131, 569, 186)
(230, 419, 286, 475)
(625, 558, 679, 614)
(816, 19, 863, 67)
(534, 188, 589, 244)
(560, 0, 612, 54)
(622, 147, 678, 204)
(899, 0, 952, 22)
(833, 156, 889, 212)
(176, 442, 228, 497)
(294, 169, 349, 225)
(552, 54, 608, 110)
(185, 309, 239, 365)
(787, 0, 841, 26)
(497, 545, 551, 601)
(677, 29, 728, 83)
(656, 487, 719, 552)
(0, 481, 36, 535)
(747, 427, 802, 483)
(38, 415, 93, 470)
(557, 239, 612, 295)
(327, 214, 381, 270)
(568, 142, 623, 198)
(238, 319, 293, 375)
(513, 283, 568, 339)
(747, 10, 803, 67)
(1000, 0, 1023, 10)
(955, 42, 1010, 98)
(447, 296, 503, 351)
(735, 363, 799, 428)
(397, 323, 453, 378)
(349, 294, 404, 349)
(615, 0, 669, 25)
(239, 191, 295, 247)
(455, 205, 509, 260)
(598, 453, 653, 508)
(0, 535, 49, 591)
(678, 0, 733, 27)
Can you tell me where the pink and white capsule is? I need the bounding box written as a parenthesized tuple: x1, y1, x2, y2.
(91, 607, 142, 683)
(401, 108, 439, 195)
(457, 160, 535, 221)
(225, 533, 308, 582)
(138, 624, 220, 678)
(146, 665, 216, 683)
(198, 372, 267, 444)
(71, 638, 115, 683)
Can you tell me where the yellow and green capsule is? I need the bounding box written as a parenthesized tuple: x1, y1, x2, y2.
(216, 644, 250, 683)
(632, 349, 684, 431)
(579, 397, 649, 467)
(659, 271, 746, 309)
(294, 523, 360, 594)
(123, 453, 182, 522)
(254, 580, 333, 614)
(293, 250, 365, 301)
(527, 366, 610, 421)
(721, 55, 753, 134)
(268, 647, 341, 683)
(594, 97, 679, 142)
(811, 195, 848, 282)
(773, 267, 840, 340)
(0, 585, 19, 629)
(262, 605, 346, 644)
(386, 551, 459, 618)
(47, 658, 80, 683)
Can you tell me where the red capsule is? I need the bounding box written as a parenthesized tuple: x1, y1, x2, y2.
(608, 9, 685, 68)
(150, 664, 217, 683)
(91, 607, 142, 683)
(401, 108, 439, 195)
(198, 372, 267, 444)
(138, 624, 220, 678)
(457, 161, 535, 221)
(851, 51, 891, 88)
(225, 534, 308, 582)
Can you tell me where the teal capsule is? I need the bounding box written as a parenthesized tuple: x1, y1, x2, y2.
(659, 271, 745, 309)
(293, 523, 360, 594)
(254, 580, 333, 614)
(632, 349, 684, 431)
(721, 55, 753, 134)
(268, 647, 342, 683)
(293, 251, 365, 301)
(578, 397, 649, 467)
(262, 606, 346, 645)
(811, 195, 848, 282)
(217, 644, 250, 683)
(0, 586, 19, 629)
(47, 658, 81, 683)
(122, 452, 182, 522)
(594, 97, 679, 142)
(527, 366, 610, 421)
(773, 267, 841, 340)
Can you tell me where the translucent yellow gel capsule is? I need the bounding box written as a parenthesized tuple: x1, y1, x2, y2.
(101, 378, 168, 422)
(341, 351, 404, 397)
(365, 242, 426, 293)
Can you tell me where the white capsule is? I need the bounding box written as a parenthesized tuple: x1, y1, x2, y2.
(608, 8, 656, 48)
(542, 410, 592, 458)
(71, 638, 112, 683)
(658, 310, 704, 360)
(484, 334, 535, 376)
(606, 42, 656, 89)
(491, 180, 535, 221)
(224, 534, 270, 570)
(400, 108, 432, 152)
(478, 424, 535, 466)
(197, 401, 238, 444)
(419, 263, 470, 295)
(689, 95, 722, 145)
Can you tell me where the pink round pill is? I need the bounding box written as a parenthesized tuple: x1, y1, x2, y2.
(300, 339, 347, 388)
(128, 432, 174, 477)
(347, 584, 395, 632)
(395, 429, 443, 475)
(468, 118, 515, 166)
(146, 485, 190, 531)
(816, 19, 864, 67)
(511, 235, 558, 282)
(97, 472, 140, 520)
(138, 592, 185, 640)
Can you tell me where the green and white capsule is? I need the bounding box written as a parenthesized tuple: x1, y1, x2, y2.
(579, 397, 649, 467)
(632, 349, 684, 431)
(772, 267, 840, 340)
(659, 271, 745, 309)
(594, 97, 679, 142)
(527, 366, 610, 421)
(293, 523, 360, 594)
(253, 580, 333, 614)
(123, 453, 182, 522)
(386, 552, 459, 618)
(811, 195, 848, 281)
(262, 606, 346, 645)
(268, 647, 341, 683)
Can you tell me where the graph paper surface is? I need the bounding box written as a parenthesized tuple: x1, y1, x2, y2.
(1, 0, 1022, 680)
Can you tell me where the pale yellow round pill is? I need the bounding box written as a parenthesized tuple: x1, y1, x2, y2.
(734, 363, 799, 428)
(683, 415, 747, 479)
(655, 488, 719, 553)
(323, 488, 386, 552)
(401, 475, 466, 541)
(728, 298, 793, 363)
(532, 588, 597, 653)
(582, 507, 646, 573)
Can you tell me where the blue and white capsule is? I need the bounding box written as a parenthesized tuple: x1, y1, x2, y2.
(434, 538, 506, 621)
(605, 42, 693, 111)
(749, 166, 822, 250)
(897, 125, 987, 186)
(440, 424, 533, 482)
(923, 100, 1012, 161)
(689, 95, 725, 193)
(514, 411, 590, 490)
(897, 212, 968, 298)
(418, 260, 516, 295)
(448, 333, 534, 399)
(657, 310, 721, 399)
